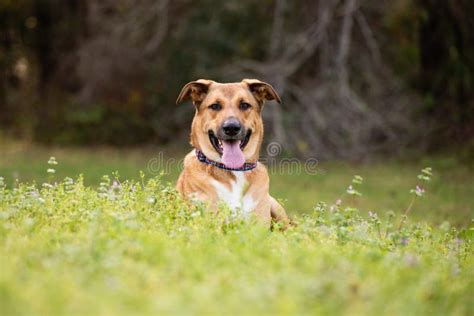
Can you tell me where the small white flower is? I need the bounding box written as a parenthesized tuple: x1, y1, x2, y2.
(42, 183, 53, 189)
(346, 185, 361, 196)
(48, 157, 58, 165)
(147, 196, 156, 204)
(347, 185, 354, 194)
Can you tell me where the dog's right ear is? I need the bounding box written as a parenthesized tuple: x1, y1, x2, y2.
(176, 79, 214, 106)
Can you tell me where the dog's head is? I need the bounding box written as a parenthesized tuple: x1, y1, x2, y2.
(177, 79, 280, 169)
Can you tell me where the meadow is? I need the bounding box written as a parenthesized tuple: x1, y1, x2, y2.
(1, 142, 472, 224)
(0, 142, 473, 315)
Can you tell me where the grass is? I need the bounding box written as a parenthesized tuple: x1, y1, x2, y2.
(0, 142, 473, 315)
(1, 142, 472, 224)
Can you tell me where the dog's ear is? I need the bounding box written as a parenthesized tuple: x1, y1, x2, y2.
(242, 79, 281, 104)
(176, 79, 214, 106)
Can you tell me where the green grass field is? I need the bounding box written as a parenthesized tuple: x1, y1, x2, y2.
(1, 142, 472, 224)
(1, 142, 473, 315)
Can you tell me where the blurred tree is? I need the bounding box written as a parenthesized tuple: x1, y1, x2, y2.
(0, 0, 472, 157)
(417, 0, 474, 146)
(32, 0, 86, 142)
(0, 0, 35, 131)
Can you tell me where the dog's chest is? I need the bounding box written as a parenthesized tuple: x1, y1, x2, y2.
(210, 172, 256, 217)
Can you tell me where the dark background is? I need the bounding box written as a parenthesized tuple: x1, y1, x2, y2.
(1, 0, 473, 160)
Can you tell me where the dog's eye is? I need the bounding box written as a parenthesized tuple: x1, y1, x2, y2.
(239, 102, 251, 111)
(208, 103, 222, 111)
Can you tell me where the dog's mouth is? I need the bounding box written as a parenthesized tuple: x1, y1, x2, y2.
(208, 129, 252, 154)
(208, 129, 252, 169)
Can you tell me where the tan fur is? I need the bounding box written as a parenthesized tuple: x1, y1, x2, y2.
(176, 79, 289, 227)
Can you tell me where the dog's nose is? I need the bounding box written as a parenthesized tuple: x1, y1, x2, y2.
(222, 118, 242, 137)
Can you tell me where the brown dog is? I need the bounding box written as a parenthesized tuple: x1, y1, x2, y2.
(176, 79, 289, 227)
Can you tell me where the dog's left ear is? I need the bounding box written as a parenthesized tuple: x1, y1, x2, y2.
(242, 79, 281, 104)
(176, 79, 214, 106)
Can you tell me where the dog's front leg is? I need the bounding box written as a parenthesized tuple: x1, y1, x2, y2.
(269, 196, 290, 228)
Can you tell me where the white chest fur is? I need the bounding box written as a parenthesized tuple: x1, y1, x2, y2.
(211, 171, 256, 218)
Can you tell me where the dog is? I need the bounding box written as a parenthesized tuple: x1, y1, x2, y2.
(176, 79, 289, 227)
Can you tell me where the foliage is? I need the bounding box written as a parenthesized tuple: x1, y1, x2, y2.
(0, 159, 473, 315)
(1, 1, 472, 154)
(1, 143, 473, 224)
(384, 0, 474, 145)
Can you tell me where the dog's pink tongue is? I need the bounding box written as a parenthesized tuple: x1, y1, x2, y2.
(221, 141, 245, 169)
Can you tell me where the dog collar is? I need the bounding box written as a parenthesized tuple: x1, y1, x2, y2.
(195, 149, 257, 172)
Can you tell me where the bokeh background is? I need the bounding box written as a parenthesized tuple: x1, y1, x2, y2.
(1, 0, 473, 222)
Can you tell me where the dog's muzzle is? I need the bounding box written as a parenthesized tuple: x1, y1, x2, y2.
(208, 128, 252, 155)
(208, 117, 252, 169)
(218, 117, 245, 140)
